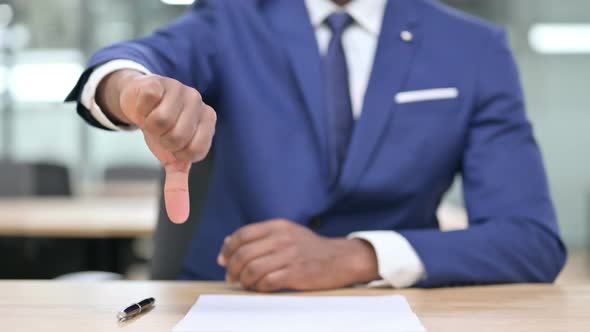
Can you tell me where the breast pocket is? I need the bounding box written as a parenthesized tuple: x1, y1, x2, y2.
(389, 87, 465, 156)
(371, 88, 465, 190)
(395, 87, 459, 105)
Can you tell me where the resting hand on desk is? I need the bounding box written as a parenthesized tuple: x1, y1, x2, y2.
(217, 219, 379, 292)
(97, 70, 217, 224)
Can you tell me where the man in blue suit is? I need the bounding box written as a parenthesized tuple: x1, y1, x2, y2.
(67, 0, 566, 291)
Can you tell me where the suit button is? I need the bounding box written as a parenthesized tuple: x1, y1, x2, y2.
(400, 30, 413, 42)
(309, 218, 323, 230)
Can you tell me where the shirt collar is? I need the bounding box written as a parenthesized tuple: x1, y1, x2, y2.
(304, 0, 388, 36)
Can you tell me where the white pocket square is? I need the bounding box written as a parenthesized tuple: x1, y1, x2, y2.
(395, 88, 459, 104)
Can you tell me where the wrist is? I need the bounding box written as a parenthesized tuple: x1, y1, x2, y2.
(97, 69, 144, 125)
(333, 238, 379, 285)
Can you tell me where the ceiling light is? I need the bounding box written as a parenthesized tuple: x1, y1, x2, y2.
(529, 23, 590, 54)
(161, 0, 195, 5)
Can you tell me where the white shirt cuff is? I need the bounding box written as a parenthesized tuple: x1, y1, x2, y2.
(80, 60, 152, 131)
(348, 231, 426, 288)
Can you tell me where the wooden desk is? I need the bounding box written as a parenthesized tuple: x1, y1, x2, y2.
(0, 281, 587, 332)
(0, 197, 157, 238)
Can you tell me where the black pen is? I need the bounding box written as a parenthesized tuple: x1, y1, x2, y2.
(117, 297, 156, 321)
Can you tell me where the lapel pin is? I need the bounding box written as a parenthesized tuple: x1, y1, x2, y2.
(400, 30, 413, 42)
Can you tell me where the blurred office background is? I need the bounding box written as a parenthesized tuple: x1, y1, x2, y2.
(0, 0, 588, 280)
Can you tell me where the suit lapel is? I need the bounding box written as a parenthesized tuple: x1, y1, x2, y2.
(261, 0, 329, 171)
(340, 0, 422, 189)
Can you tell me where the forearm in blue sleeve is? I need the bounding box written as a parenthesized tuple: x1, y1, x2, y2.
(399, 28, 566, 288)
(399, 218, 566, 287)
(66, 2, 218, 129)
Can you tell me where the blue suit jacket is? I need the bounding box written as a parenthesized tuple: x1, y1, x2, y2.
(67, 0, 566, 287)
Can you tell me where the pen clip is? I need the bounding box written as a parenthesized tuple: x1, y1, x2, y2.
(117, 310, 129, 321)
(117, 298, 155, 322)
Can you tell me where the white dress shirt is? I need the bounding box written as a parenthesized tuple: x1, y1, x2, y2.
(81, 0, 426, 288)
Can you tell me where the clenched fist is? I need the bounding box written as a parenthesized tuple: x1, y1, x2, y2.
(97, 70, 217, 224)
(217, 219, 379, 292)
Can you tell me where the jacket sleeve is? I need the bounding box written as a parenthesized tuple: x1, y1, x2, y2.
(65, 1, 219, 130)
(399, 29, 567, 287)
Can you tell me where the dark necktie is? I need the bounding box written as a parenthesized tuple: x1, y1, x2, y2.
(323, 12, 354, 181)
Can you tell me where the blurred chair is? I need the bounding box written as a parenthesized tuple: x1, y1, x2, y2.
(150, 156, 213, 280)
(0, 160, 82, 279)
(0, 160, 71, 197)
(57, 165, 161, 281)
(104, 165, 161, 182)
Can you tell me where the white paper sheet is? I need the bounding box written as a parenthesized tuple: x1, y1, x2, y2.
(173, 295, 426, 332)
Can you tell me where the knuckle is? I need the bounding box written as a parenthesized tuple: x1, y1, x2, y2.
(164, 131, 186, 150)
(272, 221, 293, 235)
(204, 106, 217, 123)
(222, 244, 233, 258)
(136, 82, 163, 108)
(189, 142, 210, 163)
(210, 109, 218, 124)
(164, 76, 182, 88)
(230, 233, 243, 249)
(189, 89, 203, 104)
(259, 275, 279, 292)
(141, 79, 162, 97)
(276, 234, 292, 246)
(268, 220, 282, 229)
(146, 111, 171, 132)
(224, 238, 235, 254)
(236, 229, 250, 243)
(244, 262, 258, 277)
(276, 219, 291, 228)
(233, 232, 243, 244)
(233, 249, 247, 265)
(220, 237, 229, 251)
(196, 145, 211, 162)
